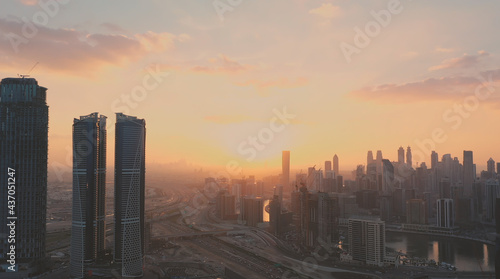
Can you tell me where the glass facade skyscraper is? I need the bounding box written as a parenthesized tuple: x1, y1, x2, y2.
(114, 113, 146, 277)
(333, 154, 339, 176)
(70, 113, 107, 278)
(0, 78, 48, 272)
(463, 150, 474, 197)
(281, 151, 290, 193)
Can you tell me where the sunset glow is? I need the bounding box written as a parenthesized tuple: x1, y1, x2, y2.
(1, 0, 499, 178)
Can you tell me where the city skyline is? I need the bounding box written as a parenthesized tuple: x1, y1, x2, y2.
(0, 79, 497, 277)
(1, 2, 500, 278)
(0, 1, 499, 176)
(0, 83, 495, 180)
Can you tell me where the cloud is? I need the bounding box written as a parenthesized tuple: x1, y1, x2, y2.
(19, 0, 38, 6)
(154, 54, 254, 76)
(135, 31, 178, 52)
(236, 77, 309, 89)
(309, 3, 341, 19)
(0, 18, 186, 75)
(429, 50, 490, 71)
(177, 34, 191, 43)
(350, 69, 500, 103)
(191, 54, 251, 74)
(435, 47, 455, 53)
(100, 22, 128, 33)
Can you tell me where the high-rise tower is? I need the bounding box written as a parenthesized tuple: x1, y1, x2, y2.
(376, 150, 383, 174)
(398, 146, 405, 164)
(431, 151, 438, 170)
(114, 113, 146, 277)
(487, 158, 495, 176)
(0, 78, 48, 273)
(406, 146, 412, 168)
(437, 198, 454, 228)
(282, 151, 290, 193)
(382, 159, 394, 194)
(367, 151, 374, 165)
(70, 113, 107, 278)
(333, 154, 339, 176)
(325, 160, 332, 172)
(463, 151, 474, 197)
(348, 217, 386, 266)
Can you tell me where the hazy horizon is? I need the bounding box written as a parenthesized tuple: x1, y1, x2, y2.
(2, 0, 499, 183)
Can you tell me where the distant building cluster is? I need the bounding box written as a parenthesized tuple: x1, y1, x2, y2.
(212, 147, 500, 267)
(210, 176, 266, 226)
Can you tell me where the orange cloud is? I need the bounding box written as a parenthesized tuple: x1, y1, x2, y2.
(429, 50, 490, 71)
(191, 55, 251, 74)
(0, 18, 186, 75)
(350, 69, 500, 103)
(153, 55, 254, 76)
(135, 31, 176, 52)
(435, 47, 455, 53)
(309, 3, 341, 19)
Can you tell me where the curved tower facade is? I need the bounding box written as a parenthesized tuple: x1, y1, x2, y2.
(70, 113, 107, 278)
(114, 113, 146, 277)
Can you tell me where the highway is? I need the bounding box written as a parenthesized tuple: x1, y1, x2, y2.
(43, 184, 496, 279)
(151, 189, 383, 279)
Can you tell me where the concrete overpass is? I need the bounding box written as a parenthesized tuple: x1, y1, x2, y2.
(156, 229, 248, 240)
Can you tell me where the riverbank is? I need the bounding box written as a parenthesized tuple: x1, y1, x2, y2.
(385, 230, 494, 272)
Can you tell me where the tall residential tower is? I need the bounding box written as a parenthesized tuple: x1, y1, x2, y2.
(114, 113, 146, 277)
(406, 146, 412, 168)
(348, 217, 386, 266)
(282, 151, 290, 193)
(398, 146, 405, 164)
(463, 151, 474, 197)
(70, 113, 107, 278)
(333, 154, 339, 176)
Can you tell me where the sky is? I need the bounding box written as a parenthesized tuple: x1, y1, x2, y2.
(1, 0, 499, 179)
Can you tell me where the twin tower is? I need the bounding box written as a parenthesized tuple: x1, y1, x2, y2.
(70, 112, 146, 278)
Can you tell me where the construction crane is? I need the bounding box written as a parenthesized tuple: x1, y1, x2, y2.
(18, 62, 39, 78)
(302, 165, 317, 189)
(295, 165, 319, 190)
